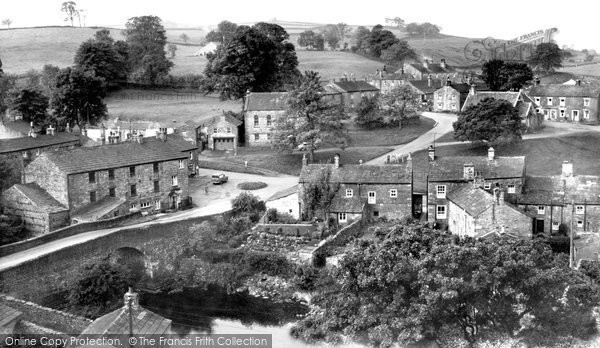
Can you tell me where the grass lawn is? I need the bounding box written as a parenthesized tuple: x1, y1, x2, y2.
(347, 116, 436, 147)
(105, 88, 242, 124)
(413, 132, 600, 176)
(559, 64, 600, 77)
(218, 146, 392, 176)
(434, 131, 456, 143)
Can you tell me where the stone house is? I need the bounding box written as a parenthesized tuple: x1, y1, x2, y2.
(461, 89, 543, 131)
(326, 79, 379, 108)
(266, 186, 300, 220)
(243, 92, 288, 146)
(433, 80, 473, 112)
(368, 67, 412, 94)
(400, 58, 461, 81)
(299, 154, 413, 225)
(2, 133, 196, 231)
(405, 77, 445, 107)
(201, 114, 242, 151)
(514, 161, 600, 235)
(427, 147, 526, 229)
(447, 184, 533, 239)
(526, 82, 600, 124)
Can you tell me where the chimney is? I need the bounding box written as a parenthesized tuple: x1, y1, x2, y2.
(463, 163, 474, 180)
(46, 124, 55, 136)
(427, 74, 432, 87)
(488, 147, 495, 161)
(428, 145, 435, 161)
(334, 153, 340, 168)
(469, 82, 476, 96)
(136, 132, 144, 144)
(562, 160, 573, 177)
(156, 127, 167, 142)
(28, 122, 37, 138)
(493, 187, 499, 203)
(440, 58, 447, 69)
(66, 122, 71, 133)
(302, 153, 307, 167)
(123, 287, 139, 310)
(535, 77, 541, 85)
(423, 59, 429, 69)
(499, 190, 505, 205)
(446, 76, 451, 86)
(576, 79, 581, 86)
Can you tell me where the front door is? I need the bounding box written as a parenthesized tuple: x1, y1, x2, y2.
(573, 110, 580, 122)
(171, 195, 177, 209)
(534, 219, 544, 235)
(412, 194, 423, 219)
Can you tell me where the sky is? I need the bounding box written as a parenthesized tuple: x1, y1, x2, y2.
(1, 0, 598, 51)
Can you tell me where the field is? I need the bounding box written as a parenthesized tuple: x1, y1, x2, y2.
(559, 63, 600, 77)
(105, 89, 242, 123)
(346, 116, 436, 147)
(413, 132, 600, 176)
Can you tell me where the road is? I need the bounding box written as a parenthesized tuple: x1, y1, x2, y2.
(0, 170, 298, 272)
(366, 111, 457, 165)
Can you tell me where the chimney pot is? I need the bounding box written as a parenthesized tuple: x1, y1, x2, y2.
(302, 154, 307, 167)
(428, 145, 435, 161)
(124, 287, 139, 309)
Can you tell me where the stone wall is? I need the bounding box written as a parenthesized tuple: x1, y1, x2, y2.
(0, 294, 91, 334)
(255, 223, 318, 238)
(24, 156, 69, 206)
(244, 110, 286, 145)
(312, 219, 363, 257)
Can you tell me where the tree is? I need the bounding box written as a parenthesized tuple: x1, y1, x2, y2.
(301, 166, 340, 220)
(292, 223, 600, 347)
(123, 16, 173, 85)
(179, 33, 189, 43)
(50, 67, 107, 128)
(355, 95, 381, 129)
(352, 26, 371, 52)
(298, 30, 318, 50)
(385, 17, 405, 29)
(367, 25, 400, 57)
(61, 1, 78, 27)
(203, 24, 299, 99)
(453, 98, 525, 143)
(336, 23, 350, 48)
(7, 88, 49, 125)
(74, 33, 128, 84)
(205, 20, 238, 44)
(272, 71, 349, 162)
(167, 43, 177, 58)
(380, 41, 417, 65)
(481, 59, 533, 91)
(2, 19, 12, 29)
(231, 192, 266, 223)
(379, 85, 421, 129)
(529, 42, 563, 72)
(321, 25, 340, 50)
(40, 64, 61, 97)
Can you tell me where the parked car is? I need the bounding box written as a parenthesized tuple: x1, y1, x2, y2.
(212, 173, 228, 184)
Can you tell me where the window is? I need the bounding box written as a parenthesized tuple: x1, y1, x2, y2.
(536, 108, 541, 114)
(389, 189, 398, 198)
(551, 110, 557, 119)
(108, 169, 115, 180)
(155, 200, 161, 210)
(172, 175, 178, 186)
(577, 220, 584, 228)
(537, 206, 545, 215)
(254, 134, 260, 141)
(373, 211, 379, 217)
(584, 98, 590, 106)
(437, 103, 442, 108)
(576, 205, 584, 215)
(109, 187, 115, 197)
(267, 133, 272, 141)
(534, 97, 541, 105)
(584, 110, 590, 119)
(226, 126, 232, 133)
(140, 202, 151, 208)
(436, 205, 447, 219)
(130, 184, 137, 196)
(484, 182, 491, 189)
(451, 94, 456, 100)
(129, 166, 136, 177)
(153, 163, 159, 173)
(213, 127, 218, 133)
(436, 185, 446, 199)
(559, 97, 566, 107)
(560, 109, 565, 118)
(154, 180, 160, 193)
(254, 115, 259, 127)
(451, 104, 456, 110)
(368, 191, 376, 204)
(266, 115, 272, 126)
(507, 184, 516, 194)
(88, 172, 96, 184)
(552, 221, 559, 230)
(338, 213, 347, 222)
(130, 203, 137, 209)
(547, 97, 553, 105)
(345, 189, 353, 198)
(179, 160, 185, 169)
(89, 191, 96, 203)
(437, 94, 442, 100)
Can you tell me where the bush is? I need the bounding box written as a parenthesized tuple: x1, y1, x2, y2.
(312, 251, 327, 268)
(243, 252, 294, 277)
(231, 192, 266, 223)
(228, 234, 246, 248)
(266, 208, 278, 223)
(266, 208, 298, 224)
(294, 264, 321, 291)
(237, 181, 268, 190)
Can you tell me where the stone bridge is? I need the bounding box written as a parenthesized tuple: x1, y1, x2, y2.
(0, 213, 225, 304)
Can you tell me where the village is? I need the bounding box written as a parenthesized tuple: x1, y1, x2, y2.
(1, 2, 600, 347)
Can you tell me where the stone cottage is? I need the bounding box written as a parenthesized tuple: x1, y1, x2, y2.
(527, 82, 600, 124)
(433, 80, 489, 112)
(299, 154, 413, 225)
(201, 113, 242, 151)
(326, 78, 379, 108)
(243, 92, 289, 146)
(400, 58, 461, 81)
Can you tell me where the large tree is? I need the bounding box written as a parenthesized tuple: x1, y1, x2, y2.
(61, 1, 78, 27)
(352, 26, 371, 52)
(380, 41, 417, 66)
(367, 25, 400, 57)
(123, 16, 173, 85)
(321, 24, 340, 50)
(7, 88, 49, 125)
(203, 24, 299, 100)
(272, 71, 349, 162)
(379, 85, 421, 129)
(453, 97, 525, 143)
(50, 67, 107, 128)
(292, 223, 600, 347)
(297, 30, 324, 51)
(74, 31, 128, 85)
(529, 42, 563, 72)
(482, 59, 533, 91)
(205, 20, 238, 44)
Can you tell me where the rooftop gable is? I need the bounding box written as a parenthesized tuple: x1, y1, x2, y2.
(328, 80, 380, 93)
(11, 183, 68, 213)
(244, 92, 289, 111)
(299, 163, 412, 184)
(429, 156, 525, 181)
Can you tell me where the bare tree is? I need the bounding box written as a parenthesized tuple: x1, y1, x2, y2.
(179, 33, 189, 43)
(2, 19, 12, 29)
(61, 1, 78, 27)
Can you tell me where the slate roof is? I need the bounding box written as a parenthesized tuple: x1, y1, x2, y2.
(528, 84, 600, 98)
(71, 196, 126, 222)
(267, 185, 298, 201)
(330, 196, 366, 213)
(518, 175, 600, 205)
(371, 72, 411, 81)
(299, 163, 412, 184)
(0, 133, 80, 154)
(447, 185, 495, 217)
(40, 135, 194, 175)
(0, 303, 22, 329)
(244, 92, 289, 111)
(461, 91, 535, 119)
(202, 114, 242, 127)
(1, 120, 41, 135)
(428, 156, 525, 181)
(406, 79, 444, 94)
(12, 183, 68, 213)
(80, 305, 171, 337)
(407, 62, 457, 74)
(329, 80, 379, 93)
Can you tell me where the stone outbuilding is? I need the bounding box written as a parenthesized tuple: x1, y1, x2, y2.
(201, 114, 242, 152)
(243, 92, 288, 146)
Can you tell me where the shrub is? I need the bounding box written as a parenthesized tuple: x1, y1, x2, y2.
(231, 192, 266, 223)
(243, 252, 294, 277)
(266, 208, 278, 223)
(237, 181, 268, 190)
(312, 251, 327, 268)
(294, 264, 321, 291)
(228, 234, 246, 248)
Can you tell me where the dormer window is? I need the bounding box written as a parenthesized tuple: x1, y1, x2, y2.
(484, 182, 491, 190)
(179, 160, 185, 169)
